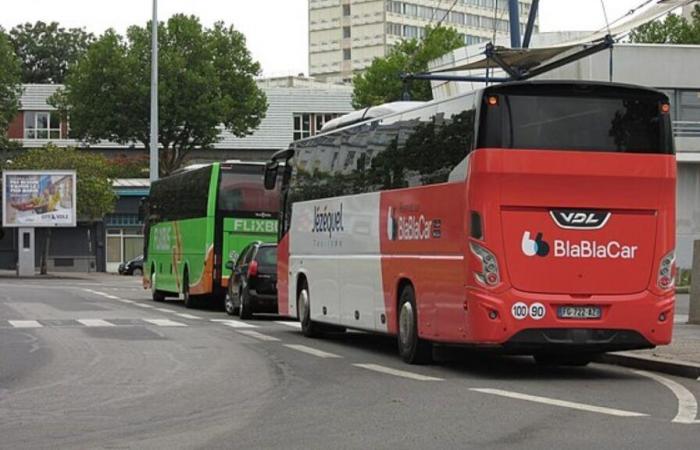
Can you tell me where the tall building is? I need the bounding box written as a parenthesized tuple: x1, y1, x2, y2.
(309, 0, 536, 83)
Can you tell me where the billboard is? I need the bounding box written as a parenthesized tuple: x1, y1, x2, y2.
(2, 171, 77, 227)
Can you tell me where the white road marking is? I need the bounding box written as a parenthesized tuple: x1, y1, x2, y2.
(236, 330, 281, 342)
(134, 303, 154, 309)
(143, 319, 187, 327)
(353, 363, 443, 381)
(470, 388, 647, 418)
(275, 321, 301, 329)
(283, 344, 341, 358)
(175, 313, 202, 320)
(155, 308, 176, 313)
(117, 299, 135, 304)
(9, 320, 42, 328)
(632, 370, 700, 424)
(210, 319, 258, 329)
(77, 319, 115, 327)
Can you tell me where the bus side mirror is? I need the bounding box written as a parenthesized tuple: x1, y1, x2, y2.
(264, 161, 279, 190)
(225, 261, 234, 271)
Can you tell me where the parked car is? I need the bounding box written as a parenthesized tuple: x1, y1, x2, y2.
(118, 255, 144, 276)
(225, 242, 277, 319)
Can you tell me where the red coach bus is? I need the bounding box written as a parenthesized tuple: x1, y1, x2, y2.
(264, 81, 676, 365)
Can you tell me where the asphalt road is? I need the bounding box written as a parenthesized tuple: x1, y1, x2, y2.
(0, 276, 698, 449)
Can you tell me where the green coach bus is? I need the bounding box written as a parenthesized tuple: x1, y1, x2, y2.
(143, 161, 280, 308)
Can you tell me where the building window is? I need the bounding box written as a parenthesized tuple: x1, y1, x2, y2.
(342, 4, 351, 16)
(679, 90, 700, 122)
(24, 111, 61, 139)
(293, 113, 342, 141)
(343, 48, 352, 60)
(343, 26, 351, 38)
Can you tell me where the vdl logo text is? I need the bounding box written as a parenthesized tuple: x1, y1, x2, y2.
(312, 203, 344, 238)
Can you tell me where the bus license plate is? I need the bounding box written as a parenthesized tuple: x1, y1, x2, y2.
(557, 306, 601, 320)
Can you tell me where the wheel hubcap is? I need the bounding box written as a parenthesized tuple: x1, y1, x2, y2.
(399, 302, 414, 347)
(299, 289, 309, 321)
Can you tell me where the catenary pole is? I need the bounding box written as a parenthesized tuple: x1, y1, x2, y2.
(149, 0, 159, 181)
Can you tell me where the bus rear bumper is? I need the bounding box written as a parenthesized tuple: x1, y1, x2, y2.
(463, 287, 674, 352)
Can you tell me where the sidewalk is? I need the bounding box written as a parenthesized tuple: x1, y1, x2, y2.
(600, 294, 700, 379)
(0, 269, 122, 281)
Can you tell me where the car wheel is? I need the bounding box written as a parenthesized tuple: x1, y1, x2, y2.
(183, 270, 197, 309)
(397, 285, 432, 365)
(151, 271, 166, 302)
(133, 268, 143, 277)
(239, 287, 253, 320)
(298, 281, 320, 338)
(225, 287, 237, 316)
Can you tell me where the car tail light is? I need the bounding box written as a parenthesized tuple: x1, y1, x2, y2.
(470, 242, 500, 287)
(247, 260, 259, 278)
(657, 251, 675, 290)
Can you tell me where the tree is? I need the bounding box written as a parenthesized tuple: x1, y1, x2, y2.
(52, 15, 267, 176)
(630, 5, 700, 44)
(8, 21, 94, 84)
(4, 145, 117, 274)
(0, 31, 23, 151)
(352, 26, 464, 109)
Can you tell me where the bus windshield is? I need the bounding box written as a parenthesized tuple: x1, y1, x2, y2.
(218, 164, 280, 213)
(479, 84, 673, 154)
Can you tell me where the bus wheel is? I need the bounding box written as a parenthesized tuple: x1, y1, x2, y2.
(534, 354, 595, 367)
(183, 271, 197, 309)
(151, 271, 166, 302)
(298, 282, 320, 338)
(239, 288, 253, 320)
(397, 285, 432, 365)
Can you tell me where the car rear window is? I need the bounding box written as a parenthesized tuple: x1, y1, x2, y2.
(256, 247, 277, 266)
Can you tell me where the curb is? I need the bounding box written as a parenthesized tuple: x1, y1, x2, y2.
(597, 352, 700, 380)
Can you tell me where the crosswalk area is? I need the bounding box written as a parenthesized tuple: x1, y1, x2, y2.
(2, 317, 300, 329)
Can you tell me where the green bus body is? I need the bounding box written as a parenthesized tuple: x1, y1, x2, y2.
(144, 162, 280, 304)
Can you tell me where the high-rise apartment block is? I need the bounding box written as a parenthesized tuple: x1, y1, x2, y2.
(309, 0, 536, 83)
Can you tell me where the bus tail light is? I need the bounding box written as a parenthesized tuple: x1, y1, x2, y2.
(657, 251, 675, 290)
(470, 242, 500, 287)
(247, 260, 259, 278)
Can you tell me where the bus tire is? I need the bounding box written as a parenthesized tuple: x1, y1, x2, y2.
(183, 270, 198, 309)
(239, 288, 253, 320)
(151, 271, 166, 302)
(397, 285, 432, 365)
(298, 281, 320, 338)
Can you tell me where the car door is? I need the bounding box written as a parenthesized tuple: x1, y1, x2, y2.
(231, 244, 254, 302)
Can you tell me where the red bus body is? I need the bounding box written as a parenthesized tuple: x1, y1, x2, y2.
(272, 81, 676, 360)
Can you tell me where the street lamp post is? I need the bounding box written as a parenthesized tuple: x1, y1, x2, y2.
(149, 0, 159, 182)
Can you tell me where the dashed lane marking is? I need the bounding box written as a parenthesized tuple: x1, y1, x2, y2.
(77, 319, 115, 327)
(8, 320, 43, 328)
(143, 319, 187, 327)
(283, 344, 341, 359)
(353, 363, 444, 381)
(469, 388, 647, 418)
(632, 370, 700, 424)
(175, 313, 202, 320)
(134, 303, 154, 309)
(236, 330, 281, 342)
(210, 319, 258, 329)
(275, 321, 301, 329)
(155, 308, 176, 313)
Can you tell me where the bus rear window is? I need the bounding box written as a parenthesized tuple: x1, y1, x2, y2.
(218, 165, 280, 213)
(479, 92, 673, 154)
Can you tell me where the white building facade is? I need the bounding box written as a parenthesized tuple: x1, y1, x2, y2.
(309, 0, 535, 83)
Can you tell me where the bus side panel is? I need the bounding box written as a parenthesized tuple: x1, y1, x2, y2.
(379, 182, 467, 341)
(178, 217, 212, 295)
(278, 233, 291, 317)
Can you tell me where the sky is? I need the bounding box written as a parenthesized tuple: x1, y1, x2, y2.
(0, 0, 669, 77)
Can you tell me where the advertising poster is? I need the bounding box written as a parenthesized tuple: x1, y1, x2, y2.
(2, 171, 77, 227)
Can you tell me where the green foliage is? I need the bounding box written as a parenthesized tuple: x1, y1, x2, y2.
(5, 145, 117, 220)
(0, 31, 23, 150)
(106, 154, 149, 179)
(52, 15, 267, 176)
(352, 26, 464, 108)
(8, 21, 94, 84)
(630, 5, 700, 44)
